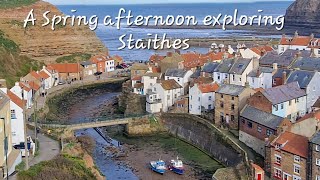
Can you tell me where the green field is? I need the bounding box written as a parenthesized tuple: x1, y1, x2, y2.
(0, 0, 39, 9)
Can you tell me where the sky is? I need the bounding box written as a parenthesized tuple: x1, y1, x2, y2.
(44, 0, 294, 5)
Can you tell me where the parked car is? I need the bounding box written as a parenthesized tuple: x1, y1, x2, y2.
(94, 71, 102, 76)
(58, 81, 65, 85)
(116, 65, 124, 69)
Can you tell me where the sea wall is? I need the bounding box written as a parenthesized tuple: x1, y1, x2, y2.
(125, 115, 165, 136)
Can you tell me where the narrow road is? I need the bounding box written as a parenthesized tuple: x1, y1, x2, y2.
(28, 130, 60, 166)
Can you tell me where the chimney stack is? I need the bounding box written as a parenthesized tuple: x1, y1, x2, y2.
(256, 68, 260, 77)
(282, 71, 287, 85)
(273, 63, 278, 70)
(167, 51, 173, 57)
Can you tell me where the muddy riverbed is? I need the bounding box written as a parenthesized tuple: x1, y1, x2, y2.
(50, 83, 223, 179)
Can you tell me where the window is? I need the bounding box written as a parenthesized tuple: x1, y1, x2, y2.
(295, 98, 300, 103)
(281, 103, 284, 109)
(231, 96, 234, 100)
(294, 164, 300, 174)
(208, 104, 212, 110)
(198, 97, 200, 102)
(217, 73, 220, 80)
(283, 173, 290, 180)
(190, 96, 192, 100)
(177, 78, 180, 82)
(231, 115, 235, 121)
(293, 175, 301, 180)
(221, 94, 223, 98)
(316, 145, 320, 152)
(154, 87, 156, 91)
(289, 100, 292, 106)
(220, 101, 224, 108)
(275, 155, 281, 165)
(239, 78, 242, 82)
(294, 155, 300, 163)
(316, 158, 320, 166)
(174, 94, 177, 98)
(267, 129, 273, 137)
(198, 106, 200, 110)
(274, 168, 282, 179)
(11, 110, 16, 119)
(232, 75, 235, 81)
(167, 95, 170, 100)
(209, 96, 212, 101)
(242, 119, 245, 124)
(247, 122, 253, 128)
(257, 126, 262, 133)
(190, 105, 192, 109)
(231, 104, 235, 110)
(274, 105, 278, 111)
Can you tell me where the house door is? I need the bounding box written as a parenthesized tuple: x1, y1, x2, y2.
(257, 173, 262, 180)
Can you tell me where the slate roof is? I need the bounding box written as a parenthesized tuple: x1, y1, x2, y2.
(217, 84, 246, 96)
(248, 67, 274, 77)
(143, 73, 161, 78)
(313, 98, 320, 108)
(260, 50, 310, 67)
(202, 62, 219, 73)
(286, 70, 315, 89)
(229, 58, 252, 75)
(291, 57, 320, 71)
(311, 131, 320, 145)
(214, 59, 234, 73)
(273, 69, 292, 79)
(241, 105, 284, 129)
(81, 61, 93, 66)
(0, 90, 9, 110)
(190, 69, 201, 78)
(160, 79, 182, 90)
(165, 68, 188, 77)
(262, 82, 306, 105)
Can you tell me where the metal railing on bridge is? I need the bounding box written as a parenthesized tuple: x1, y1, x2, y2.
(35, 113, 148, 127)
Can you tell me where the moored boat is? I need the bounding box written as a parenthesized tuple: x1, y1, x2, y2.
(168, 157, 184, 175)
(150, 160, 166, 174)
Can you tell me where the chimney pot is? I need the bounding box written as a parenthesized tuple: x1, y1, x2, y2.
(282, 71, 287, 85)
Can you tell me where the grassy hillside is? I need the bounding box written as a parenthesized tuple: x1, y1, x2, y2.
(0, 30, 43, 87)
(56, 53, 92, 63)
(17, 154, 96, 180)
(0, 0, 39, 9)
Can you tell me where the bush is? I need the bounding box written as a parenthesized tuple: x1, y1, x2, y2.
(17, 155, 96, 180)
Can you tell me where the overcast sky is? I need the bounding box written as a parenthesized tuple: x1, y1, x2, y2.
(44, 0, 294, 5)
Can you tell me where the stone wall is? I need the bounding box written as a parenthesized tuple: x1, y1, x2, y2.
(161, 113, 245, 167)
(125, 115, 165, 136)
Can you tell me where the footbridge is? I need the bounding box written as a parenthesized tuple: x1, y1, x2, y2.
(33, 114, 150, 131)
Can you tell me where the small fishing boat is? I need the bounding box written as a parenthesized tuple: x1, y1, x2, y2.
(168, 157, 184, 175)
(150, 160, 166, 174)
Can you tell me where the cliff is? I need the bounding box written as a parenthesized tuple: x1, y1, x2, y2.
(285, 0, 320, 28)
(0, 1, 106, 60)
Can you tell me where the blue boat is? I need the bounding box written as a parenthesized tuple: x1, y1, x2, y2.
(168, 157, 184, 175)
(150, 160, 166, 174)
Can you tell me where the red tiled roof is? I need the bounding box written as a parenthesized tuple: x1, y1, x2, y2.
(272, 131, 308, 158)
(48, 63, 81, 73)
(30, 71, 41, 80)
(19, 82, 31, 92)
(132, 76, 142, 81)
(198, 83, 219, 93)
(250, 46, 273, 56)
(254, 88, 264, 92)
(28, 81, 40, 91)
(280, 35, 312, 46)
(38, 71, 50, 79)
(46, 65, 54, 71)
(151, 66, 161, 73)
(7, 90, 24, 108)
(149, 54, 165, 63)
(90, 55, 107, 63)
(297, 110, 320, 122)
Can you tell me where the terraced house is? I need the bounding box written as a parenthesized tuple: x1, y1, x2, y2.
(214, 84, 254, 129)
(248, 82, 307, 122)
(268, 131, 308, 180)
